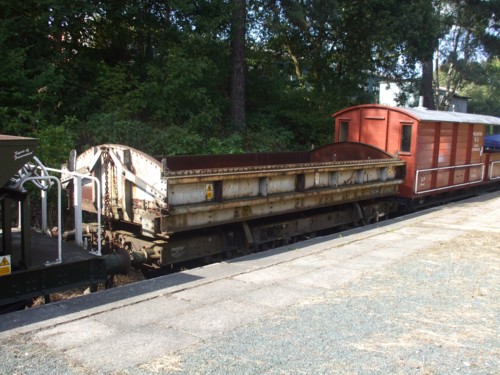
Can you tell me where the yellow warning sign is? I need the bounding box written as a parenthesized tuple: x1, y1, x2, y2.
(206, 184, 214, 201)
(0, 255, 11, 276)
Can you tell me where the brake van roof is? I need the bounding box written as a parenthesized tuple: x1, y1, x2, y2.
(403, 106, 500, 126)
(332, 105, 500, 126)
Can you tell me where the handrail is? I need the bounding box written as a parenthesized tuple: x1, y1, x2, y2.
(20, 176, 62, 265)
(414, 163, 485, 194)
(43, 167, 102, 256)
(489, 160, 500, 180)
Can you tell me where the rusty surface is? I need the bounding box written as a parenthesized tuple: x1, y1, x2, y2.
(161, 151, 309, 172)
(161, 142, 394, 174)
(163, 160, 405, 183)
(309, 142, 392, 162)
(169, 180, 403, 214)
(162, 180, 403, 233)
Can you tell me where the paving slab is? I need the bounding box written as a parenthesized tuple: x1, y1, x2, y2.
(167, 299, 273, 340)
(64, 324, 200, 371)
(233, 283, 318, 308)
(340, 253, 399, 271)
(92, 295, 194, 328)
(34, 318, 118, 351)
(289, 266, 364, 290)
(174, 277, 255, 305)
(232, 262, 311, 284)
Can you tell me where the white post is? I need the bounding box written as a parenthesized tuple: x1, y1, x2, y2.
(73, 175, 83, 246)
(41, 189, 48, 232)
(44, 167, 102, 256)
(17, 202, 21, 229)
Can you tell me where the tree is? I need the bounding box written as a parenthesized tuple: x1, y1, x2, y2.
(461, 58, 500, 116)
(230, 0, 247, 131)
(4, 0, 495, 162)
(433, 0, 499, 110)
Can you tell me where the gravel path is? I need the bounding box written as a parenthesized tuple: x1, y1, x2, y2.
(133, 229, 499, 375)
(1, 216, 499, 374)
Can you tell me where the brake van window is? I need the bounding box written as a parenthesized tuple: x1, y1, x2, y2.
(401, 125, 412, 152)
(339, 122, 349, 142)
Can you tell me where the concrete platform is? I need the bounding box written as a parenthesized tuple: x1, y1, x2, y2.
(1, 191, 499, 373)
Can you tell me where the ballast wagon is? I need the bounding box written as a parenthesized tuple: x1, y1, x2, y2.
(64, 142, 405, 272)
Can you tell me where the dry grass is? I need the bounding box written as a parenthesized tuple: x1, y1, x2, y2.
(345, 228, 500, 372)
(140, 354, 184, 373)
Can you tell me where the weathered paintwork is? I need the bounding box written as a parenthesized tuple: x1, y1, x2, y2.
(68, 143, 405, 239)
(332, 105, 500, 198)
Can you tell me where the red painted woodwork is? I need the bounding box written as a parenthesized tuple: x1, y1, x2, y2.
(332, 104, 499, 200)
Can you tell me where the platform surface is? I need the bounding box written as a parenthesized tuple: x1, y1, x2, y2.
(0, 191, 499, 374)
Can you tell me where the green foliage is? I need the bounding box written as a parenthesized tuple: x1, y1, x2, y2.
(460, 59, 500, 117)
(82, 112, 151, 151)
(142, 46, 224, 131)
(433, 0, 499, 110)
(35, 122, 76, 167)
(0, 0, 495, 167)
(204, 133, 245, 154)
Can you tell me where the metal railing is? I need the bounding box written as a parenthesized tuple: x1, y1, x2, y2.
(414, 163, 485, 194)
(489, 160, 500, 180)
(20, 175, 62, 265)
(42, 167, 103, 256)
(8, 156, 62, 265)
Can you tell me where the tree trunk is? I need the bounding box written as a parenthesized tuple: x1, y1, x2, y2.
(230, 0, 246, 131)
(421, 59, 435, 110)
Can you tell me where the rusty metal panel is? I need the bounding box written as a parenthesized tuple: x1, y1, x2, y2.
(312, 172, 330, 188)
(266, 175, 296, 194)
(71, 142, 406, 237)
(386, 166, 397, 179)
(222, 178, 260, 200)
(364, 168, 380, 182)
(336, 170, 357, 186)
(162, 152, 309, 171)
(310, 142, 393, 162)
(81, 181, 96, 213)
(162, 181, 402, 233)
(169, 183, 208, 205)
